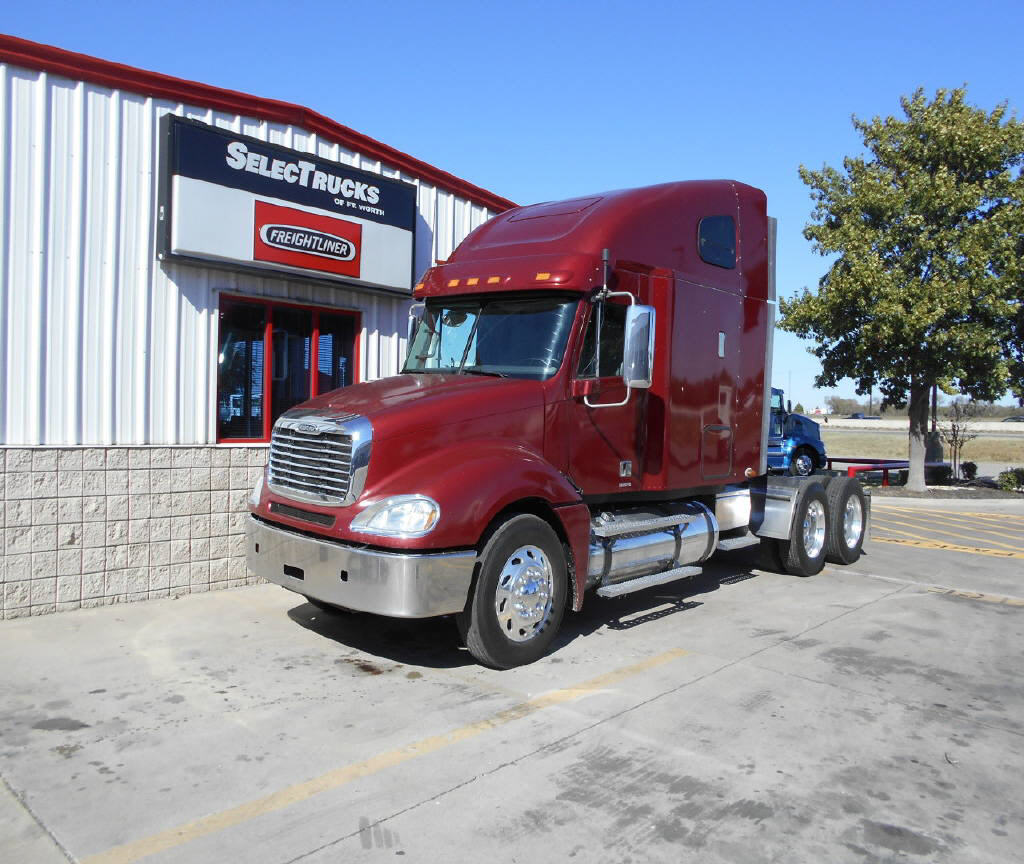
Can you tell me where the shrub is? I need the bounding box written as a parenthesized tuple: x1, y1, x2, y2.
(961, 461, 978, 481)
(997, 467, 1024, 492)
(926, 464, 953, 486)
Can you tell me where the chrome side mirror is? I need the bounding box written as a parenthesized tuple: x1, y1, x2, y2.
(622, 304, 655, 389)
(407, 302, 425, 342)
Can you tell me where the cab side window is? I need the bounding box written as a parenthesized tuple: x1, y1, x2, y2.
(577, 303, 627, 378)
(698, 215, 736, 269)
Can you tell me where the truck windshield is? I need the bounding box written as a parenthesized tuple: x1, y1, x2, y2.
(403, 296, 578, 381)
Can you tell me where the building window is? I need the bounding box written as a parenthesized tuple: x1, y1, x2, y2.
(217, 296, 359, 442)
(698, 215, 736, 269)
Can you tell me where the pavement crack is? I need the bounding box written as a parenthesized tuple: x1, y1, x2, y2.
(0, 770, 77, 863)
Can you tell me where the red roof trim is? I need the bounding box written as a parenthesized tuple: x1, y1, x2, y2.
(0, 33, 517, 213)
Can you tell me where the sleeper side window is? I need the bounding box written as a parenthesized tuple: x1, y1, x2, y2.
(698, 215, 736, 269)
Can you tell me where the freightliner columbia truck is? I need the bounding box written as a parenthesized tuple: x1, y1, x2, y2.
(246, 181, 869, 669)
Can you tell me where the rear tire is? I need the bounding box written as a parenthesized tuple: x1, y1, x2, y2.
(825, 477, 867, 564)
(460, 514, 567, 669)
(779, 481, 829, 577)
(758, 538, 786, 573)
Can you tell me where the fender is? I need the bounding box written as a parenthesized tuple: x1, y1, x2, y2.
(350, 438, 583, 551)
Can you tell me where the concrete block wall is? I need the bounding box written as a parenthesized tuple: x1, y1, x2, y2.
(1, 446, 268, 619)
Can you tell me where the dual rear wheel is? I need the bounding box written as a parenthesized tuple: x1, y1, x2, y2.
(760, 477, 866, 577)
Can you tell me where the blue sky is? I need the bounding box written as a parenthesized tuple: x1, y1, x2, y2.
(5, 0, 1023, 409)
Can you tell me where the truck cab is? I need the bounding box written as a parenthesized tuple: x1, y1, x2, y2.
(766, 388, 827, 476)
(246, 181, 868, 668)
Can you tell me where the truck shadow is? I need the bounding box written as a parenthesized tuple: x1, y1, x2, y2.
(285, 548, 763, 668)
(550, 548, 761, 650)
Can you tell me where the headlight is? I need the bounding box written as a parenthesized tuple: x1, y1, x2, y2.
(248, 470, 265, 510)
(350, 495, 440, 538)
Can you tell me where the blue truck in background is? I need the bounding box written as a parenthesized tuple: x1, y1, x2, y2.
(767, 388, 827, 476)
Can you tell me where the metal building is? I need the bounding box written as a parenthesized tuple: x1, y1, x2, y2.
(0, 34, 514, 617)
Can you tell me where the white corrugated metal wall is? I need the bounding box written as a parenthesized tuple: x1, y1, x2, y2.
(0, 62, 495, 446)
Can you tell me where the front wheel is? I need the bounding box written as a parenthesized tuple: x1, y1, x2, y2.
(459, 514, 568, 669)
(789, 448, 816, 476)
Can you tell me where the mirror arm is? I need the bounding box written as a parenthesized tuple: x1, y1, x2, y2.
(584, 384, 632, 409)
(584, 291, 639, 409)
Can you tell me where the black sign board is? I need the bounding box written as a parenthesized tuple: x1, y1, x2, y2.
(164, 116, 417, 231)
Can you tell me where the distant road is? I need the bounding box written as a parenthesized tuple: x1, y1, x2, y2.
(822, 425, 1024, 439)
(812, 418, 1024, 437)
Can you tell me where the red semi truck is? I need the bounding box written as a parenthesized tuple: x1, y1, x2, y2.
(246, 180, 869, 668)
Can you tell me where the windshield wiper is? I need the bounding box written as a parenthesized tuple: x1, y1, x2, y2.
(461, 368, 508, 378)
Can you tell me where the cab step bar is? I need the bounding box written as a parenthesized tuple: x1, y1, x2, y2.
(596, 565, 702, 598)
(716, 534, 761, 552)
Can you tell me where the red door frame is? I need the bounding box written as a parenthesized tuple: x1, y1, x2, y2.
(216, 293, 362, 443)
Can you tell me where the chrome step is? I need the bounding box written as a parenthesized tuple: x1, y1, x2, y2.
(716, 534, 761, 552)
(596, 566, 702, 598)
(592, 514, 696, 539)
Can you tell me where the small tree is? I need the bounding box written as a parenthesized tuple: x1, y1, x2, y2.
(793, 401, 805, 414)
(939, 399, 979, 479)
(780, 87, 1024, 491)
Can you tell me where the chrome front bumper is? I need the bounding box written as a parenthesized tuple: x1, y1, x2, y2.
(245, 516, 477, 618)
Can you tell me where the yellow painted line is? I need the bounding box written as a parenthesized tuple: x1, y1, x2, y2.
(874, 506, 1024, 525)
(873, 535, 1024, 559)
(83, 649, 689, 864)
(874, 504, 1024, 533)
(926, 586, 1024, 607)
(873, 514, 1024, 552)
(872, 522, 950, 545)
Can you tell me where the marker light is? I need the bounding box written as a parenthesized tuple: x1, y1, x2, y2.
(447, 279, 460, 287)
(532, 271, 572, 284)
(487, 276, 501, 284)
(467, 277, 479, 286)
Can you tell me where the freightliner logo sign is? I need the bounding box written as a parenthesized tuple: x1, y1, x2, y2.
(253, 201, 362, 278)
(159, 116, 416, 293)
(259, 225, 357, 261)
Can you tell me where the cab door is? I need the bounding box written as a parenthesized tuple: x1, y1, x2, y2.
(565, 298, 645, 498)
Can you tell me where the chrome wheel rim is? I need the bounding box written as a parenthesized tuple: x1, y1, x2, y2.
(843, 495, 864, 549)
(495, 545, 553, 643)
(802, 500, 826, 559)
(794, 453, 814, 476)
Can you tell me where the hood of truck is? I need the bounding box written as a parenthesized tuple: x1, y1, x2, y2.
(291, 373, 545, 441)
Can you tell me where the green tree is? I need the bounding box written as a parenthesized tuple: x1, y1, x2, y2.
(780, 87, 1024, 490)
(793, 402, 805, 414)
(826, 396, 864, 416)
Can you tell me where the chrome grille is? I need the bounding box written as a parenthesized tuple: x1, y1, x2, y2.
(269, 424, 353, 505)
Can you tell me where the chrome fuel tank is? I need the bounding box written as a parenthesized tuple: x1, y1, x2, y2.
(588, 501, 719, 586)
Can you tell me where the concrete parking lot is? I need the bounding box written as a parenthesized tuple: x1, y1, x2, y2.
(2, 497, 1023, 864)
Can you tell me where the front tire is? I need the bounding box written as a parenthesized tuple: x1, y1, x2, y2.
(789, 448, 816, 476)
(779, 481, 829, 577)
(460, 514, 567, 669)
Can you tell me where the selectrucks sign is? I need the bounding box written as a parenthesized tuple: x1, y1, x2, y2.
(158, 116, 416, 293)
